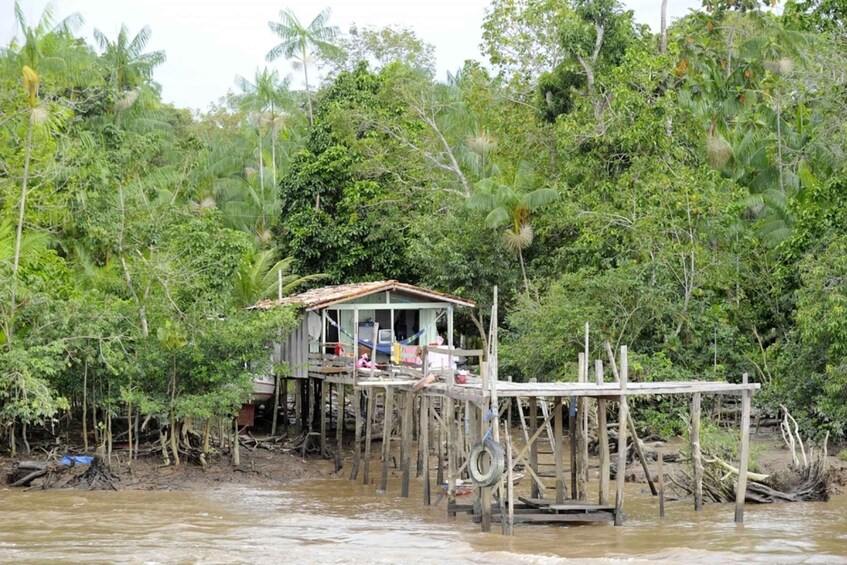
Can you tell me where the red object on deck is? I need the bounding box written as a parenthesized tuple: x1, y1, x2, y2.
(237, 404, 255, 427)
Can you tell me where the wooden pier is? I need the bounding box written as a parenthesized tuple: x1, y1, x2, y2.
(258, 281, 761, 534)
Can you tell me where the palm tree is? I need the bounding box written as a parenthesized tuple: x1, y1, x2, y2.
(235, 68, 293, 217)
(467, 161, 558, 291)
(232, 250, 326, 308)
(266, 7, 341, 126)
(93, 24, 166, 113)
(10, 1, 83, 71)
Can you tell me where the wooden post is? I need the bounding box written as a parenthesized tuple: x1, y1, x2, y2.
(294, 379, 303, 435)
(576, 352, 587, 500)
(380, 386, 394, 493)
(421, 395, 431, 505)
(529, 396, 539, 499)
(320, 379, 328, 456)
(335, 384, 346, 471)
(350, 387, 363, 481)
(658, 451, 665, 518)
(555, 397, 565, 504)
(271, 375, 281, 436)
(505, 407, 515, 536)
(605, 342, 657, 497)
(401, 390, 414, 497)
(436, 398, 444, 488)
(280, 378, 288, 430)
(479, 403, 492, 532)
(735, 374, 752, 524)
(597, 359, 610, 505)
(446, 397, 457, 518)
(692, 391, 703, 511)
(614, 346, 628, 526)
(303, 378, 315, 457)
(363, 388, 376, 484)
(569, 396, 576, 499)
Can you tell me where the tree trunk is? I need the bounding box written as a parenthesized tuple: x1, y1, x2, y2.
(82, 361, 89, 452)
(9, 119, 34, 343)
(660, 0, 669, 54)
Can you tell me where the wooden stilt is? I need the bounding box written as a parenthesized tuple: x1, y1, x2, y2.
(692, 391, 703, 511)
(437, 398, 445, 488)
(335, 384, 345, 472)
(271, 375, 281, 436)
(576, 353, 587, 501)
(401, 390, 414, 497)
(735, 375, 752, 524)
(350, 387, 363, 481)
(555, 397, 565, 504)
(380, 386, 394, 493)
(529, 396, 540, 499)
(363, 389, 376, 484)
(280, 378, 288, 429)
(294, 379, 303, 435)
(569, 397, 576, 499)
(320, 380, 328, 456)
(658, 451, 665, 518)
(614, 346, 628, 526)
(597, 360, 610, 506)
(303, 378, 315, 457)
(421, 395, 431, 506)
(479, 403, 492, 532)
(416, 395, 424, 478)
(446, 397, 457, 518)
(505, 399, 515, 536)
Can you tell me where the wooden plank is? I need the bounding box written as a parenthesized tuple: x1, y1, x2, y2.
(511, 513, 614, 524)
(380, 386, 395, 493)
(692, 392, 703, 511)
(547, 503, 616, 513)
(736, 377, 752, 524)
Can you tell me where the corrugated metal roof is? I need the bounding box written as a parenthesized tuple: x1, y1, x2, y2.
(253, 280, 476, 311)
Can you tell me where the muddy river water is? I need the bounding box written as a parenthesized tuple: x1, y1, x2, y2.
(1, 478, 845, 563)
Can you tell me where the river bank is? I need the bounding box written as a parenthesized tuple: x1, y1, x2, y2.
(2, 428, 845, 495)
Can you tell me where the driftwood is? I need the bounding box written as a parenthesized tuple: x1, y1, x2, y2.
(671, 407, 830, 504)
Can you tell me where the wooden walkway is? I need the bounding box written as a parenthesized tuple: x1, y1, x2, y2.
(278, 343, 760, 535)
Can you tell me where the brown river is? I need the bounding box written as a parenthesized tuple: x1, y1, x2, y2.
(1, 478, 845, 564)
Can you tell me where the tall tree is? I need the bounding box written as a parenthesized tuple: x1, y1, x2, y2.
(266, 7, 341, 127)
(467, 161, 557, 291)
(93, 24, 166, 96)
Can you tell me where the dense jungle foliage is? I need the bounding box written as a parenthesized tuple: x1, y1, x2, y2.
(1, 0, 846, 460)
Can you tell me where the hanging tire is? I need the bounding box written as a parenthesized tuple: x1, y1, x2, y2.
(468, 437, 505, 487)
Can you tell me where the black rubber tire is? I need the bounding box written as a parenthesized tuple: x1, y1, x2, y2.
(468, 437, 505, 487)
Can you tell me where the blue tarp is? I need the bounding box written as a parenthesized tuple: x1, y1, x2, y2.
(60, 455, 93, 466)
